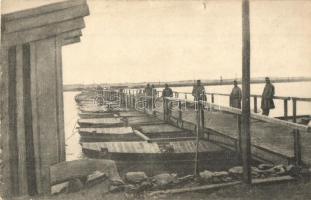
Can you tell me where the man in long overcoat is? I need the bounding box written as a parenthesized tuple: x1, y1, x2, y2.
(230, 80, 242, 109)
(261, 77, 275, 116)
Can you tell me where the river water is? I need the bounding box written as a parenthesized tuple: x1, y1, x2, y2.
(64, 82, 311, 161)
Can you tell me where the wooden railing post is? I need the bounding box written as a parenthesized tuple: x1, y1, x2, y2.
(292, 98, 297, 123)
(237, 114, 242, 158)
(163, 98, 168, 121)
(132, 92, 134, 109)
(178, 100, 182, 127)
(144, 94, 147, 113)
(291, 98, 301, 165)
(253, 96, 257, 113)
(128, 91, 131, 108)
(194, 100, 202, 176)
(125, 93, 128, 110)
(293, 129, 302, 166)
(133, 93, 136, 109)
(201, 101, 205, 130)
(284, 99, 288, 120)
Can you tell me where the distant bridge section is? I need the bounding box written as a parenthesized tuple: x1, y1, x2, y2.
(63, 76, 311, 91)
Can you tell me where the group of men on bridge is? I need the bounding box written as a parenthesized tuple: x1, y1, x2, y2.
(143, 77, 275, 116)
(227, 77, 275, 116)
(96, 77, 275, 116)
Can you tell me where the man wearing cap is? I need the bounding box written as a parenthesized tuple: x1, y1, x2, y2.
(230, 80, 242, 109)
(144, 83, 152, 109)
(192, 80, 206, 101)
(261, 77, 275, 116)
(151, 84, 157, 108)
(162, 84, 173, 98)
(162, 84, 173, 119)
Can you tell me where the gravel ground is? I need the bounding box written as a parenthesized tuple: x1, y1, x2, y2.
(8, 179, 311, 200)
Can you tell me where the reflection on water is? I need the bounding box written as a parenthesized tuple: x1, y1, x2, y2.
(64, 82, 311, 161)
(64, 91, 84, 161)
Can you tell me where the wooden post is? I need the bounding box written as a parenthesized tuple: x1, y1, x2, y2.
(253, 96, 257, 113)
(237, 114, 242, 158)
(291, 98, 301, 164)
(144, 93, 147, 113)
(16, 45, 29, 195)
(0, 46, 11, 198)
(292, 98, 297, 123)
(163, 98, 167, 121)
(194, 101, 201, 176)
(241, 0, 252, 184)
(1, 1, 89, 196)
(211, 94, 215, 103)
(125, 93, 128, 110)
(178, 100, 182, 127)
(201, 101, 205, 130)
(284, 99, 288, 120)
(293, 129, 302, 166)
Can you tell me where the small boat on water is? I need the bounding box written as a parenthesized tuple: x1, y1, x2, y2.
(136, 124, 193, 139)
(79, 105, 109, 113)
(124, 116, 166, 126)
(75, 90, 241, 173)
(78, 118, 125, 128)
(78, 127, 143, 142)
(80, 140, 237, 164)
(78, 111, 116, 119)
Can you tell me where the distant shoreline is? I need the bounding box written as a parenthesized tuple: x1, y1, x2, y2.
(63, 77, 311, 91)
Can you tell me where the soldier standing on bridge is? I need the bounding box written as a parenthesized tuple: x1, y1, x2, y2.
(144, 83, 152, 109)
(229, 80, 242, 109)
(151, 84, 157, 108)
(162, 84, 173, 117)
(162, 84, 173, 98)
(192, 80, 207, 101)
(261, 77, 275, 116)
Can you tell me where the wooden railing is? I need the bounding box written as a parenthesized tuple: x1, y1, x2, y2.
(122, 89, 311, 122)
(121, 89, 311, 123)
(101, 89, 311, 167)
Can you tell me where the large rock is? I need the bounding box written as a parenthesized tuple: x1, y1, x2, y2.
(85, 171, 107, 187)
(258, 163, 274, 170)
(228, 166, 243, 176)
(200, 170, 214, 180)
(200, 170, 230, 183)
(67, 178, 84, 193)
(50, 159, 122, 186)
(213, 171, 229, 177)
(152, 173, 177, 187)
(228, 166, 261, 178)
(286, 165, 301, 177)
(272, 165, 286, 175)
(125, 172, 148, 184)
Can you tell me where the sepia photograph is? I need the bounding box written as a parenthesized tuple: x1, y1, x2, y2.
(0, 0, 311, 199)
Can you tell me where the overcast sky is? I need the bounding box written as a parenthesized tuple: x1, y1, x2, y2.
(3, 0, 311, 84)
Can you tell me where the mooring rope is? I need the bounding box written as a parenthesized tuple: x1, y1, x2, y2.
(65, 121, 79, 141)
